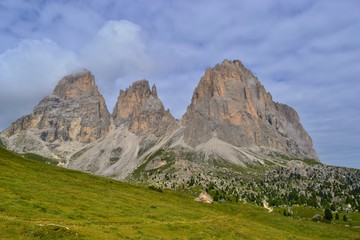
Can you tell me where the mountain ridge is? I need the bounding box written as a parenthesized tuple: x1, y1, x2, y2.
(0, 59, 319, 181)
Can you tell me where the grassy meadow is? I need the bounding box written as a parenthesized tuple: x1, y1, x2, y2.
(0, 147, 359, 239)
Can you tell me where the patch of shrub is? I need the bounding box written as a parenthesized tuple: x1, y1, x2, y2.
(324, 208, 333, 222)
(27, 224, 78, 239)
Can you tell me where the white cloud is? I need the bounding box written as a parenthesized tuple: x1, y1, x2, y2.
(79, 20, 153, 110)
(81, 20, 152, 83)
(0, 19, 153, 130)
(0, 38, 78, 129)
(35, 1, 104, 51)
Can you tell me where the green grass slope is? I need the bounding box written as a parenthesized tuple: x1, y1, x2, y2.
(0, 148, 359, 240)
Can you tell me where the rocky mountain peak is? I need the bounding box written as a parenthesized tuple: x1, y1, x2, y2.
(53, 69, 100, 99)
(1, 70, 110, 147)
(182, 59, 318, 160)
(112, 80, 175, 136)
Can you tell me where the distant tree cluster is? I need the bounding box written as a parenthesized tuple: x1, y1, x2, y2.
(137, 152, 360, 213)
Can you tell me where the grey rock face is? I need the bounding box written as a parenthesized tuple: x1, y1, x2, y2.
(112, 80, 176, 137)
(182, 59, 318, 160)
(2, 70, 111, 143)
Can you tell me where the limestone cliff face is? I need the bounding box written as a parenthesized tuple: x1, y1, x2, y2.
(112, 80, 176, 137)
(182, 60, 318, 160)
(2, 70, 111, 143)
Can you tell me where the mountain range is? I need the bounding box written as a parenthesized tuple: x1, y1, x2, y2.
(2, 59, 360, 212)
(0, 59, 318, 180)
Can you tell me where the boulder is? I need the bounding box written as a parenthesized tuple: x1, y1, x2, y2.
(312, 214, 322, 222)
(195, 191, 213, 204)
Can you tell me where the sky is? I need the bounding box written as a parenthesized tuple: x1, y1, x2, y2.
(0, 0, 359, 169)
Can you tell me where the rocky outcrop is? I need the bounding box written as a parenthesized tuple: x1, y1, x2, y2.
(182, 59, 318, 160)
(112, 80, 176, 137)
(195, 191, 213, 204)
(312, 214, 322, 222)
(2, 70, 111, 144)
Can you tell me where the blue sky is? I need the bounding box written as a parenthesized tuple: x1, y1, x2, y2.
(0, 0, 359, 168)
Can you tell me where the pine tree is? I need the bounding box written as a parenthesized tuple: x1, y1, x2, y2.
(331, 204, 336, 211)
(324, 208, 333, 222)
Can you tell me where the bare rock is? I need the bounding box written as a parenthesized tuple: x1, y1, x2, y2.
(182, 59, 318, 160)
(112, 80, 176, 137)
(2, 70, 110, 144)
(195, 191, 213, 204)
(312, 214, 322, 222)
(145, 157, 167, 170)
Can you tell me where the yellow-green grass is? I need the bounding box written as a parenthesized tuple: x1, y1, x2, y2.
(275, 206, 360, 227)
(0, 148, 359, 239)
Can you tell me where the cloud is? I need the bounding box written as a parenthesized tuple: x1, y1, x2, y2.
(81, 20, 152, 84)
(79, 20, 153, 111)
(34, 1, 104, 51)
(0, 39, 78, 129)
(0, 19, 152, 130)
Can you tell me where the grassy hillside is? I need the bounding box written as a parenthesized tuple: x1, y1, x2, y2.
(0, 148, 359, 239)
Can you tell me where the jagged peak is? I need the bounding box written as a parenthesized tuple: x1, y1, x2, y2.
(212, 59, 254, 78)
(151, 83, 158, 98)
(53, 69, 99, 99)
(68, 68, 92, 77)
(1, 68, 111, 144)
(120, 79, 159, 100)
(129, 79, 150, 89)
(219, 59, 245, 67)
(112, 79, 175, 135)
